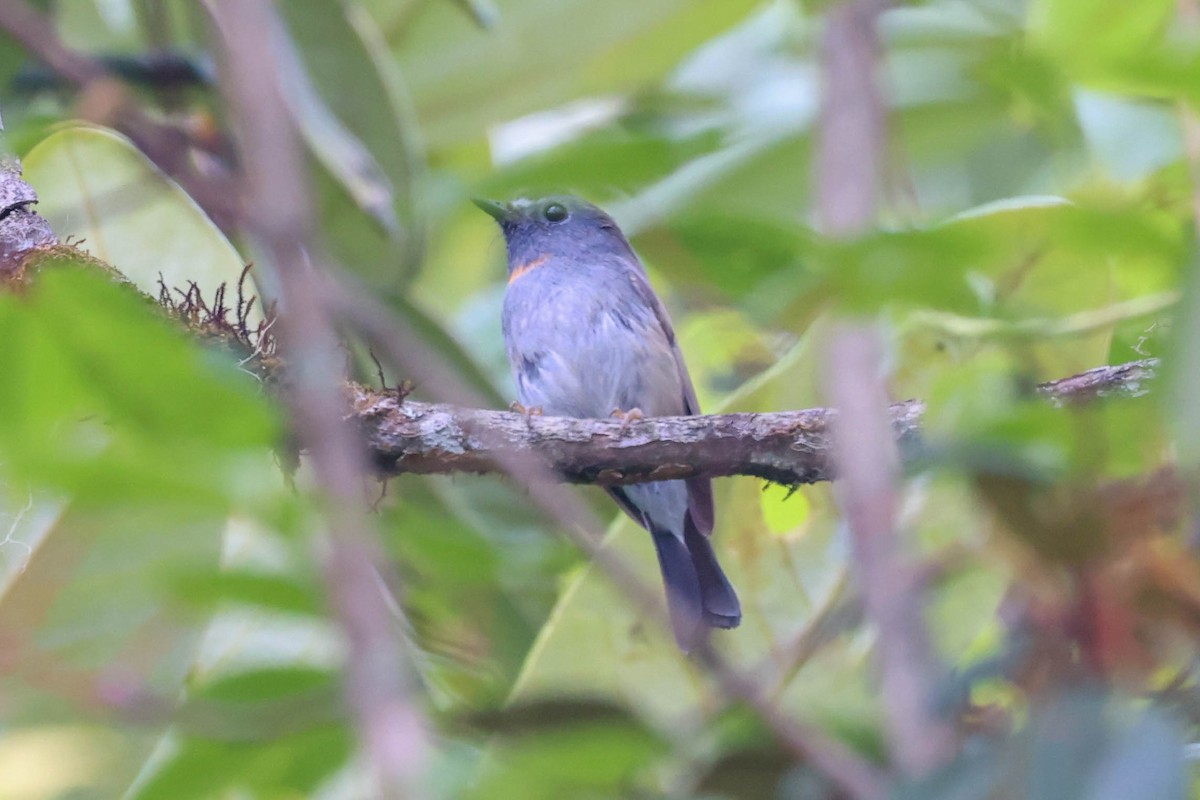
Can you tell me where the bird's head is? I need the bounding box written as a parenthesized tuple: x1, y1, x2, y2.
(474, 195, 634, 279)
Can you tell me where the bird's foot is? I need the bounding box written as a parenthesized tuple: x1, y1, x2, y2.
(510, 401, 544, 424)
(610, 407, 644, 434)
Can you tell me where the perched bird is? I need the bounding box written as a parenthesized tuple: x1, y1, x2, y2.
(476, 194, 741, 651)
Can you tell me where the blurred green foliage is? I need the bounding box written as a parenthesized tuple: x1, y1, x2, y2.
(2, 0, 1200, 797)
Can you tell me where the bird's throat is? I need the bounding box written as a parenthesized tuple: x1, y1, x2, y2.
(507, 254, 549, 284)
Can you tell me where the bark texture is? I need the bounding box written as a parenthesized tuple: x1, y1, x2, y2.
(351, 359, 1158, 486)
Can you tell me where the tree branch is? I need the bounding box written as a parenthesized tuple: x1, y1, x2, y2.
(352, 359, 1158, 486)
(0, 158, 56, 271)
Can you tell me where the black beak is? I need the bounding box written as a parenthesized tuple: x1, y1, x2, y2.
(473, 198, 512, 223)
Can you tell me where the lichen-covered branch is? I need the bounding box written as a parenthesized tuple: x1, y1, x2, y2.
(0, 159, 57, 271)
(351, 359, 1158, 487)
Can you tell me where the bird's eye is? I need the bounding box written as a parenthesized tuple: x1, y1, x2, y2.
(543, 203, 569, 223)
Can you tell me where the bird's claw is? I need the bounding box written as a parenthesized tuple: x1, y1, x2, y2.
(510, 401, 544, 421)
(610, 407, 644, 434)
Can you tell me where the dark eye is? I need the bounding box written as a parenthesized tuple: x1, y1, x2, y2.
(543, 203, 569, 223)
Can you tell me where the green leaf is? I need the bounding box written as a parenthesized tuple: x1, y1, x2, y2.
(479, 128, 722, 203)
(389, 0, 763, 146)
(131, 726, 352, 800)
(22, 126, 258, 315)
(760, 484, 810, 537)
(0, 267, 279, 504)
(169, 569, 323, 617)
(695, 747, 812, 800)
(814, 225, 988, 315)
(0, 505, 225, 796)
(281, 1, 429, 287)
(195, 666, 337, 704)
(652, 212, 815, 304)
(1030, 0, 1180, 90)
(469, 712, 667, 800)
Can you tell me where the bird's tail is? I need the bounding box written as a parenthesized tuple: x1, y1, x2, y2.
(685, 519, 741, 630)
(608, 485, 741, 651)
(649, 528, 704, 651)
(650, 522, 742, 652)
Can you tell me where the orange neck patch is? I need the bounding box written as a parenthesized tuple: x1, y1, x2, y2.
(508, 254, 549, 284)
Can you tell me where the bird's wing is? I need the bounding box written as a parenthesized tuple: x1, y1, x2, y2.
(623, 267, 715, 536)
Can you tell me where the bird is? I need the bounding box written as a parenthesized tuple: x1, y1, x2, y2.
(475, 194, 741, 651)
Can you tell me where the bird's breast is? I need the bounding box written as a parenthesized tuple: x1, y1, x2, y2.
(502, 269, 682, 419)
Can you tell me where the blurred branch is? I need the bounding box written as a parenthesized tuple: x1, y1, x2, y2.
(352, 359, 1158, 485)
(1175, 0, 1200, 553)
(0, 1, 103, 84)
(14, 52, 214, 93)
(827, 325, 957, 776)
(815, 0, 953, 779)
(202, 1, 429, 795)
(815, 0, 888, 237)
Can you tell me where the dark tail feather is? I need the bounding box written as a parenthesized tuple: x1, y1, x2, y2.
(650, 528, 704, 651)
(685, 521, 741, 629)
(610, 486, 739, 649)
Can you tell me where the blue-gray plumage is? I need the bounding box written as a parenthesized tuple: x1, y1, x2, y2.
(476, 194, 741, 651)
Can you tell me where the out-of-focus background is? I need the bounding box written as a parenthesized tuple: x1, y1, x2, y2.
(0, 0, 1198, 797)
